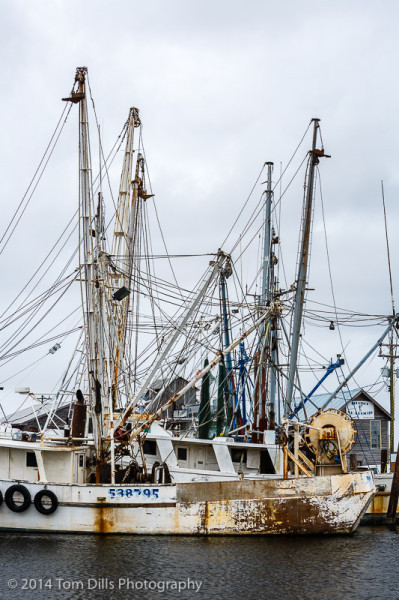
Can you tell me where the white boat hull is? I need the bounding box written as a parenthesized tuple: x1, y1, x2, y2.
(0, 471, 374, 535)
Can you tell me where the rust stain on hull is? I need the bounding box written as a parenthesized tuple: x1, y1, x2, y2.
(368, 491, 390, 515)
(181, 496, 370, 535)
(0, 472, 375, 535)
(93, 506, 115, 534)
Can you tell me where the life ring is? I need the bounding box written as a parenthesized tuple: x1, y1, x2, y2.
(5, 484, 31, 512)
(34, 490, 58, 515)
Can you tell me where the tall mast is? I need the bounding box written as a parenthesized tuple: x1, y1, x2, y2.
(109, 107, 141, 408)
(256, 162, 277, 431)
(219, 260, 236, 429)
(64, 67, 112, 472)
(77, 69, 102, 456)
(262, 163, 278, 427)
(285, 119, 329, 415)
(261, 162, 274, 306)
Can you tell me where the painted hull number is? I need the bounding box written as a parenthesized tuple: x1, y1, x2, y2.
(108, 488, 159, 499)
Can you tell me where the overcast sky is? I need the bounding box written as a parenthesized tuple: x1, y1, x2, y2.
(1, 0, 399, 431)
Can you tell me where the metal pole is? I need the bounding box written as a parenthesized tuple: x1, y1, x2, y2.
(286, 119, 322, 415)
(261, 162, 277, 427)
(390, 332, 395, 455)
(290, 358, 344, 418)
(261, 162, 274, 305)
(269, 321, 277, 428)
(239, 342, 247, 426)
(110, 421, 115, 485)
(220, 270, 236, 428)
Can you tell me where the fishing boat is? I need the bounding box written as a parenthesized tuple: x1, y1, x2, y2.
(0, 67, 375, 534)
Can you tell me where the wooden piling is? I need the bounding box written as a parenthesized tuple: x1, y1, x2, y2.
(386, 443, 399, 528)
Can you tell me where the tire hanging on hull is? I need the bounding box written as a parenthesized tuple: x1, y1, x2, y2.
(34, 490, 58, 515)
(5, 484, 31, 512)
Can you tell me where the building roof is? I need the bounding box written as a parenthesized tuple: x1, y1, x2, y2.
(149, 377, 198, 392)
(293, 388, 391, 422)
(6, 401, 70, 429)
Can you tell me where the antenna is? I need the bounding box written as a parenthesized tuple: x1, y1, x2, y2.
(381, 180, 395, 315)
(380, 180, 397, 460)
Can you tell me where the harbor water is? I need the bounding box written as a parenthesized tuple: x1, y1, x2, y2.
(0, 526, 397, 600)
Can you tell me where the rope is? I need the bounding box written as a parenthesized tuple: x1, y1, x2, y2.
(0, 103, 72, 256)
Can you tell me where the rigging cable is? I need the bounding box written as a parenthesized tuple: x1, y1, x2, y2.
(317, 166, 362, 391)
(0, 102, 73, 257)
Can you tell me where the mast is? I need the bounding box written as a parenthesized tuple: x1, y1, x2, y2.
(76, 68, 103, 457)
(261, 162, 274, 306)
(285, 119, 329, 416)
(64, 67, 113, 477)
(261, 162, 277, 428)
(109, 107, 141, 408)
(198, 358, 211, 439)
(253, 162, 276, 440)
(219, 259, 236, 429)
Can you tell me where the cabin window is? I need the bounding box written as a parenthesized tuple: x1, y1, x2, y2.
(143, 440, 157, 456)
(206, 446, 217, 463)
(231, 449, 247, 464)
(26, 452, 37, 468)
(177, 447, 187, 461)
(79, 455, 84, 468)
(370, 421, 381, 449)
(260, 450, 275, 474)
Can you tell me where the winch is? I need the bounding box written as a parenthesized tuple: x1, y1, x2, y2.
(304, 408, 357, 475)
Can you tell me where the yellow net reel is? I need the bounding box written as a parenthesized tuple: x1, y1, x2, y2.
(304, 408, 357, 456)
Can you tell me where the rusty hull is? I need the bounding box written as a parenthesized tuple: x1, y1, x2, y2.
(175, 472, 374, 535)
(0, 471, 374, 535)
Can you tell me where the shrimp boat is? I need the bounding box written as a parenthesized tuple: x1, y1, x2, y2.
(0, 67, 375, 534)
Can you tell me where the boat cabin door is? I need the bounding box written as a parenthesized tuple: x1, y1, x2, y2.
(74, 452, 86, 484)
(193, 446, 205, 470)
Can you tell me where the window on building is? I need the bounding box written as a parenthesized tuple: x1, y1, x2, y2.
(26, 452, 37, 468)
(177, 447, 187, 461)
(370, 420, 381, 449)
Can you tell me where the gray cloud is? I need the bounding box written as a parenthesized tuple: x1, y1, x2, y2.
(0, 0, 398, 434)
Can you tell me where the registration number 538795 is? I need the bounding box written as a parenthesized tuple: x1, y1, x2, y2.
(108, 488, 159, 499)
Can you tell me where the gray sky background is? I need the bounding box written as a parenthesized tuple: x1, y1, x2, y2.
(1, 0, 399, 433)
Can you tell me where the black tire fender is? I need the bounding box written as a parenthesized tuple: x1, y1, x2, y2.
(34, 489, 58, 515)
(151, 461, 160, 483)
(5, 484, 31, 512)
